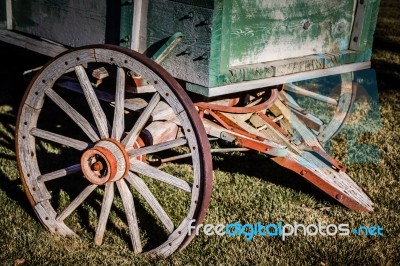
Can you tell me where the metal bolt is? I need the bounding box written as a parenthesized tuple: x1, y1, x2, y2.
(336, 194, 343, 200)
(92, 161, 103, 171)
(303, 21, 310, 30)
(353, 36, 359, 42)
(300, 170, 307, 175)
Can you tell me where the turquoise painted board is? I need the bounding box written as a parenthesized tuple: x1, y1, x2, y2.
(225, 0, 356, 67)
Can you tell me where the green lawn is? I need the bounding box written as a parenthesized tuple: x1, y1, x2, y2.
(0, 1, 399, 265)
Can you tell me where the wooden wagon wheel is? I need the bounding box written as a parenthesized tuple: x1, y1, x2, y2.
(16, 44, 212, 257)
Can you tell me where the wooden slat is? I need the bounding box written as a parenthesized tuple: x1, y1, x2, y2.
(75, 65, 110, 139)
(122, 92, 160, 147)
(0, 30, 68, 57)
(130, 159, 192, 192)
(128, 137, 187, 157)
(94, 182, 114, 246)
(56, 184, 97, 222)
(274, 99, 322, 148)
(30, 128, 91, 151)
(37, 164, 81, 183)
(116, 180, 142, 253)
(46, 88, 99, 142)
(126, 172, 174, 233)
(111, 67, 125, 141)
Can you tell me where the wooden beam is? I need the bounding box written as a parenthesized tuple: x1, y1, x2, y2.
(0, 30, 67, 57)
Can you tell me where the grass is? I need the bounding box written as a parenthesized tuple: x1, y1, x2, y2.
(0, 1, 399, 265)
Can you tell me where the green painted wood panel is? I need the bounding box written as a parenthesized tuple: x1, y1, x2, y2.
(120, 0, 133, 48)
(12, 0, 107, 47)
(224, 0, 356, 67)
(356, 0, 380, 58)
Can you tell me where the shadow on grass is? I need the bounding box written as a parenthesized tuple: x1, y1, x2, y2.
(211, 148, 339, 207)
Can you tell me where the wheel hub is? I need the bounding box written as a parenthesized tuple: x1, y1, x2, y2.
(81, 139, 129, 185)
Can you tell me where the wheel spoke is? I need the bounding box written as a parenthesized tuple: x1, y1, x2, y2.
(126, 172, 174, 233)
(45, 88, 100, 142)
(122, 92, 161, 148)
(30, 128, 92, 151)
(94, 182, 115, 246)
(75, 65, 110, 139)
(116, 180, 142, 253)
(128, 137, 187, 158)
(37, 164, 81, 182)
(130, 159, 192, 192)
(56, 184, 97, 222)
(111, 67, 125, 141)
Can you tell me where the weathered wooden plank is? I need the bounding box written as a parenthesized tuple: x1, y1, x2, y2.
(270, 55, 325, 77)
(131, 0, 148, 52)
(190, 61, 370, 97)
(227, 63, 274, 83)
(324, 50, 367, 68)
(0, 30, 67, 57)
(5, 0, 11, 29)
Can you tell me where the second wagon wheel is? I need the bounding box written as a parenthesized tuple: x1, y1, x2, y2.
(16, 45, 212, 256)
(280, 72, 358, 146)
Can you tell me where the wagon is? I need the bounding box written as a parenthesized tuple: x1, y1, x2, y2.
(0, 0, 380, 257)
